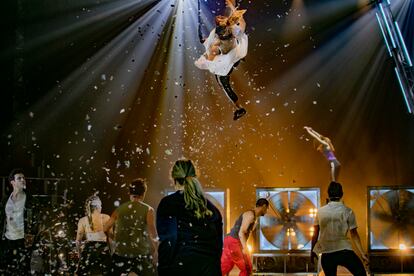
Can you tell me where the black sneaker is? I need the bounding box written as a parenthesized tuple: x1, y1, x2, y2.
(233, 108, 247, 120)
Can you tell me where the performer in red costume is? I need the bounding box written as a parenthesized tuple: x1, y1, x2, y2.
(221, 198, 269, 276)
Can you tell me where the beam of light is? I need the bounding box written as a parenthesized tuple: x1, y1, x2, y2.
(379, 3, 397, 48)
(0, 0, 160, 60)
(280, 0, 308, 40)
(127, 0, 221, 190)
(246, 1, 395, 186)
(4, 0, 176, 190)
(376, 13, 393, 57)
(296, 0, 372, 28)
(145, 0, 188, 153)
(393, 21, 412, 67)
(11, 0, 174, 129)
(394, 67, 413, 114)
(264, 3, 380, 105)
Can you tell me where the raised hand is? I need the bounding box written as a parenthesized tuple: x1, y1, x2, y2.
(226, 0, 236, 11)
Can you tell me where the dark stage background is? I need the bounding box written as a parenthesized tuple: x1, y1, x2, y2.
(1, 0, 413, 248)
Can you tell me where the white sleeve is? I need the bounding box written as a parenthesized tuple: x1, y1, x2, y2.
(347, 209, 358, 230)
(314, 212, 320, 226)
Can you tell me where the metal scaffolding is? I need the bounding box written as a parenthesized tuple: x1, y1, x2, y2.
(375, 0, 414, 114)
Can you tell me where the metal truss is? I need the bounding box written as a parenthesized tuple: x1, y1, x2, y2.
(375, 0, 414, 114)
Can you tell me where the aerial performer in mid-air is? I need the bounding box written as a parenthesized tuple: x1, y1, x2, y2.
(195, 0, 248, 120)
(304, 126, 341, 181)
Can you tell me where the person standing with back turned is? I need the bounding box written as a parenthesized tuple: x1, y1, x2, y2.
(104, 178, 159, 276)
(311, 181, 369, 276)
(157, 159, 223, 276)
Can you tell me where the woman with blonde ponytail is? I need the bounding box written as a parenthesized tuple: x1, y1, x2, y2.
(157, 159, 223, 276)
(75, 195, 111, 275)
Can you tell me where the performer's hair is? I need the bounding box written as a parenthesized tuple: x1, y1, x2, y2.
(129, 178, 147, 196)
(8, 168, 24, 182)
(172, 159, 212, 219)
(215, 15, 228, 27)
(256, 198, 269, 207)
(85, 195, 102, 231)
(328, 181, 343, 200)
(314, 136, 335, 152)
(323, 136, 335, 151)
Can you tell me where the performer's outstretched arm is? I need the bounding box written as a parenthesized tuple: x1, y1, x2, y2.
(350, 228, 369, 265)
(238, 210, 254, 255)
(304, 126, 329, 146)
(310, 225, 319, 264)
(147, 207, 159, 265)
(226, 0, 236, 11)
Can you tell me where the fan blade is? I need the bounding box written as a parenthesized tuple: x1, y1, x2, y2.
(370, 189, 414, 249)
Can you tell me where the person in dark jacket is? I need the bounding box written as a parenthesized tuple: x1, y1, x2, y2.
(0, 169, 40, 275)
(157, 159, 223, 276)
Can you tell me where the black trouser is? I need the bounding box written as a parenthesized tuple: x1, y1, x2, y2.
(76, 241, 111, 275)
(2, 238, 30, 275)
(111, 253, 156, 276)
(158, 254, 221, 276)
(321, 250, 366, 276)
(215, 61, 241, 104)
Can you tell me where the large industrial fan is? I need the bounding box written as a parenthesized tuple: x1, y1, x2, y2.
(257, 188, 319, 251)
(369, 188, 414, 250)
(368, 187, 414, 274)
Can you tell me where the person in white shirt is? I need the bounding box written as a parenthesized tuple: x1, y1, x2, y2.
(311, 182, 369, 276)
(0, 169, 39, 275)
(75, 194, 111, 275)
(195, 0, 248, 120)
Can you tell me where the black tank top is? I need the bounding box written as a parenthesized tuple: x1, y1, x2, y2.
(229, 210, 256, 239)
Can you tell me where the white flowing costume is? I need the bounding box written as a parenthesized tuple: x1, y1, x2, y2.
(195, 27, 248, 76)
